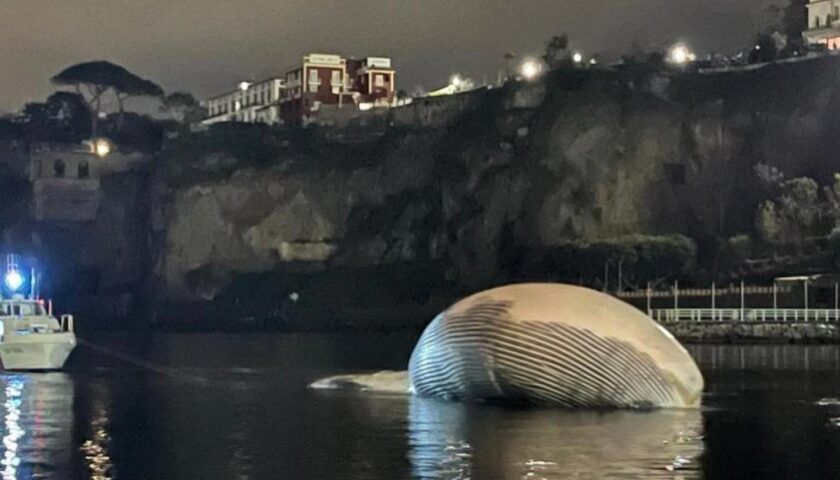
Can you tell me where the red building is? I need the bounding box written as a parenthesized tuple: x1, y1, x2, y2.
(346, 57, 396, 106)
(281, 53, 396, 124)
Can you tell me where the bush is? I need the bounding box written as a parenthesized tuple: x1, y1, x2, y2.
(542, 234, 697, 286)
(830, 227, 840, 253)
(727, 234, 753, 259)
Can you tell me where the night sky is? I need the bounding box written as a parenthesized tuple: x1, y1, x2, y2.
(1, 0, 779, 112)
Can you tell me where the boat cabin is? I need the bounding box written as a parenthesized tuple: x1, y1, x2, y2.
(0, 299, 59, 336)
(0, 299, 48, 317)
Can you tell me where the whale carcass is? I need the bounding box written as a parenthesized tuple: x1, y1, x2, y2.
(313, 283, 703, 409)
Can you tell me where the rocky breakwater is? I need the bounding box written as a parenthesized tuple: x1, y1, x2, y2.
(666, 322, 840, 343)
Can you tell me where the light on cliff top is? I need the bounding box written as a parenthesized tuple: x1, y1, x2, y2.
(520, 60, 542, 81)
(572, 52, 583, 64)
(668, 43, 696, 65)
(94, 138, 112, 158)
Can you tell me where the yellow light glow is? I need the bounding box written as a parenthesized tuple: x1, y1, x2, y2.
(668, 44, 694, 65)
(519, 60, 542, 80)
(450, 75, 462, 88)
(94, 139, 112, 158)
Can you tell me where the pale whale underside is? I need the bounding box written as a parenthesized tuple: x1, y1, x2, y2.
(312, 284, 704, 409)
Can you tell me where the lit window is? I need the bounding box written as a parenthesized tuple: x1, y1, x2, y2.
(309, 69, 319, 84)
(331, 70, 341, 86)
(375, 75, 385, 87)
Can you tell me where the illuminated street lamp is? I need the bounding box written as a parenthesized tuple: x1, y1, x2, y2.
(572, 52, 584, 64)
(94, 138, 112, 158)
(519, 60, 542, 80)
(668, 43, 696, 65)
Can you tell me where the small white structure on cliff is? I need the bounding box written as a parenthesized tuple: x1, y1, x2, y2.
(805, 0, 840, 48)
(30, 142, 146, 223)
(201, 77, 286, 125)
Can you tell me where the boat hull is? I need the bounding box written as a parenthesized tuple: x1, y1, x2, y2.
(0, 333, 76, 370)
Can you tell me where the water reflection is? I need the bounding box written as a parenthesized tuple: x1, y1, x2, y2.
(0, 374, 74, 480)
(2, 377, 23, 480)
(80, 396, 113, 480)
(408, 398, 472, 479)
(690, 344, 840, 371)
(408, 396, 705, 479)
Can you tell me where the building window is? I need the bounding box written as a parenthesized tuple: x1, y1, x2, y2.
(309, 84, 318, 93)
(817, 16, 821, 28)
(835, 6, 839, 20)
(53, 159, 65, 178)
(308, 69, 319, 84)
(78, 160, 89, 179)
(375, 74, 385, 87)
(331, 70, 341, 86)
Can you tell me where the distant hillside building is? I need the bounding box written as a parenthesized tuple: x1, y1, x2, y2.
(281, 53, 396, 124)
(805, 0, 840, 48)
(201, 77, 286, 125)
(200, 53, 396, 126)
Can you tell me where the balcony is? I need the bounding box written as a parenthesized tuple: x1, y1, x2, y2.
(805, 24, 840, 43)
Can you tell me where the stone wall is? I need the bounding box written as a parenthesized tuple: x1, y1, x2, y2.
(666, 322, 840, 343)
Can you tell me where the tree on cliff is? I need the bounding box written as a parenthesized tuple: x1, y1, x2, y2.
(542, 34, 570, 69)
(113, 76, 163, 130)
(824, 173, 840, 227)
(756, 177, 820, 242)
(159, 92, 205, 124)
(52, 61, 163, 136)
(767, 0, 807, 52)
(780, 0, 808, 41)
(749, 33, 779, 63)
(22, 91, 91, 142)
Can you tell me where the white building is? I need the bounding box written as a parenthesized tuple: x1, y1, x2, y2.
(805, 0, 840, 48)
(201, 77, 286, 125)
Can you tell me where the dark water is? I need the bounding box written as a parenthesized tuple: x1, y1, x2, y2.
(5, 334, 840, 479)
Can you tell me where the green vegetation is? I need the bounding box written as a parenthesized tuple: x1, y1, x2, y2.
(160, 92, 205, 125)
(164, 123, 285, 186)
(540, 235, 697, 288)
(52, 60, 163, 135)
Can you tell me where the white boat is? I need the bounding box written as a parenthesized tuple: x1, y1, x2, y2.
(0, 297, 76, 370)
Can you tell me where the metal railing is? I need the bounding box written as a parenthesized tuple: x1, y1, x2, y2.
(60, 314, 74, 333)
(651, 308, 840, 324)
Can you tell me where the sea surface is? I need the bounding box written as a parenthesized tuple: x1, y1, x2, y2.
(3, 333, 840, 479)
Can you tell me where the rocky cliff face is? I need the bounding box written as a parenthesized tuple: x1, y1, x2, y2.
(161, 131, 438, 303)
(157, 57, 840, 319)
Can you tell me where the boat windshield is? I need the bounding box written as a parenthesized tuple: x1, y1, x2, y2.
(0, 302, 46, 316)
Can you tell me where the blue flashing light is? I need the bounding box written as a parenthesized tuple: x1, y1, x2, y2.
(4, 270, 23, 292)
